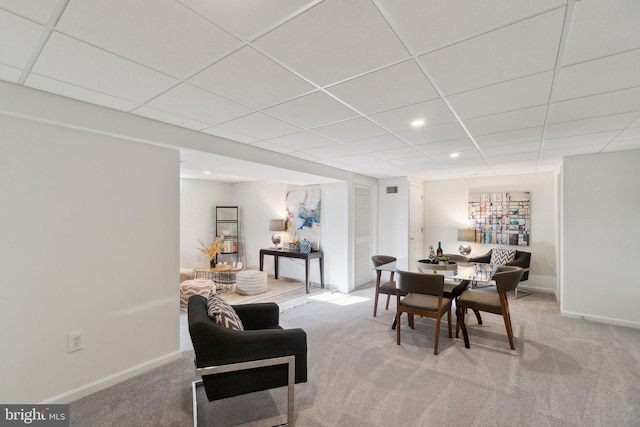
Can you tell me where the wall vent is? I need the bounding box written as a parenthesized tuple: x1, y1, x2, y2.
(386, 186, 398, 194)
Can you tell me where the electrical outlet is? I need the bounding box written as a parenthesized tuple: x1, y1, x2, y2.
(68, 331, 84, 352)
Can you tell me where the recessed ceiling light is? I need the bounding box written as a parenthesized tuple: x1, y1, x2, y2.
(203, 171, 211, 174)
(450, 152, 460, 158)
(411, 119, 425, 127)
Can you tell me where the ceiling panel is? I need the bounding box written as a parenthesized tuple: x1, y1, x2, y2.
(475, 127, 543, 148)
(133, 105, 212, 131)
(303, 142, 361, 160)
(177, 0, 315, 41)
(2, 0, 639, 183)
(614, 127, 640, 142)
(345, 134, 407, 153)
(604, 139, 640, 152)
(555, 49, 640, 101)
(189, 47, 315, 110)
(217, 112, 302, 140)
(264, 90, 358, 129)
(562, 0, 640, 65)
(546, 112, 639, 139)
(369, 146, 422, 161)
(264, 131, 336, 151)
(201, 126, 258, 144)
(0, 0, 59, 24)
(145, 83, 253, 125)
(57, 0, 242, 79)
(550, 87, 640, 123)
(30, 32, 178, 103)
(0, 11, 44, 75)
(420, 8, 564, 95)
(377, 0, 566, 54)
(369, 98, 456, 132)
(327, 60, 438, 114)
(414, 138, 476, 155)
(27, 74, 139, 112)
(311, 117, 387, 142)
(448, 71, 553, 120)
(253, 0, 408, 86)
(463, 105, 547, 136)
(483, 141, 540, 157)
(400, 122, 469, 145)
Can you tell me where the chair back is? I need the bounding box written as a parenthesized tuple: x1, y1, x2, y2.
(372, 255, 396, 268)
(397, 270, 444, 295)
(444, 254, 469, 262)
(494, 266, 524, 294)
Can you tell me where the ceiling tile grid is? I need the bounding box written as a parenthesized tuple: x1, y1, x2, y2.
(1, 0, 640, 183)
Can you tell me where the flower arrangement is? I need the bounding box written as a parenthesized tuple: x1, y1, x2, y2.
(198, 236, 225, 261)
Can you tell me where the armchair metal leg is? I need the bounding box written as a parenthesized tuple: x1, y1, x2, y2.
(192, 379, 201, 427)
(193, 355, 296, 426)
(515, 287, 530, 299)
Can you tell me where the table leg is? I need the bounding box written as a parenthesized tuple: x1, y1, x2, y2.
(319, 255, 324, 289)
(274, 255, 279, 279)
(259, 252, 264, 272)
(304, 258, 310, 293)
(457, 306, 470, 349)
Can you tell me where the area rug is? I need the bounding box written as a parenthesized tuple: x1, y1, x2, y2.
(220, 273, 307, 305)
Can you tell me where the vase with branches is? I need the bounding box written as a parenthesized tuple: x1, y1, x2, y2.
(198, 236, 224, 267)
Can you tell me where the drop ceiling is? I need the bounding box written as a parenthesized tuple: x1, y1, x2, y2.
(1, 0, 639, 182)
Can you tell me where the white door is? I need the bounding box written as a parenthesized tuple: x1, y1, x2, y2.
(354, 184, 373, 287)
(409, 180, 424, 264)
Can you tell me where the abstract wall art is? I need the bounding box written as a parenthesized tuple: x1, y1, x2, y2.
(468, 192, 530, 246)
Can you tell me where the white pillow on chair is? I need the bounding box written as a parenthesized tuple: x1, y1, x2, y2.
(490, 249, 516, 266)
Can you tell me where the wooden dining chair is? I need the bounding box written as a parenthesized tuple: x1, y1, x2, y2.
(455, 266, 524, 350)
(395, 270, 453, 355)
(371, 255, 407, 317)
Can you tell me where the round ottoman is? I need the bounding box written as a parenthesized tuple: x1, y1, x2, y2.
(180, 279, 215, 311)
(235, 270, 268, 295)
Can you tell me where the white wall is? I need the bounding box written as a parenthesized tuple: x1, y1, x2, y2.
(562, 150, 640, 327)
(232, 181, 290, 270)
(318, 182, 349, 292)
(377, 177, 409, 259)
(179, 179, 233, 267)
(424, 172, 557, 292)
(230, 181, 351, 292)
(0, 116, 180, 403)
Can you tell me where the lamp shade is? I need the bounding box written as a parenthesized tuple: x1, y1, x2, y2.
(457, 229, 475, 242)
(269, 219, 285, 232)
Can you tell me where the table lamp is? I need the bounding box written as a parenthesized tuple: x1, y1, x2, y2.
(457, 229, 475, 255)
(269, 219, 285, 249)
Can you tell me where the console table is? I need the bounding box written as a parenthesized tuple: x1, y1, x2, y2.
(259, 249, 324, 293)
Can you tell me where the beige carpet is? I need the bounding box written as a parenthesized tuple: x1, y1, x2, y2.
(72, 285, 640, 426)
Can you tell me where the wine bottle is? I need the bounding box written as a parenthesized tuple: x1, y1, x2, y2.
(436, 241, 443, 257)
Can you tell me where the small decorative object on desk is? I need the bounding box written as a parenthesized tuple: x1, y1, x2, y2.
(288, 242, 300, 251)
(300, 238, 311, 254)
(428, 245, 435, 259)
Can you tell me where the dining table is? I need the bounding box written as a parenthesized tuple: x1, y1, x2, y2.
(374, 258, 499, 329)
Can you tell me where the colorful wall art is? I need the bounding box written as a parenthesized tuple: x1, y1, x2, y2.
(468, 192, 530, 246)
(285, 188, 321, 249)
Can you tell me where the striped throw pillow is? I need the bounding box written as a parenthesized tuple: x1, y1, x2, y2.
(490, 249, 516, 266)
(207, 293, 244, 331)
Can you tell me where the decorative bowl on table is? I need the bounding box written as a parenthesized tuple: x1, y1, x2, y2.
(417, 258, 458, 274)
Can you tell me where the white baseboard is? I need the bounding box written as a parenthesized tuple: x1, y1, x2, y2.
(41, 351, 183, 404)
(561, 310, 640, 329)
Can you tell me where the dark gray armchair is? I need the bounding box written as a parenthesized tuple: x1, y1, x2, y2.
(469, 249, 531, 281)
(188, 295, 307, 426)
